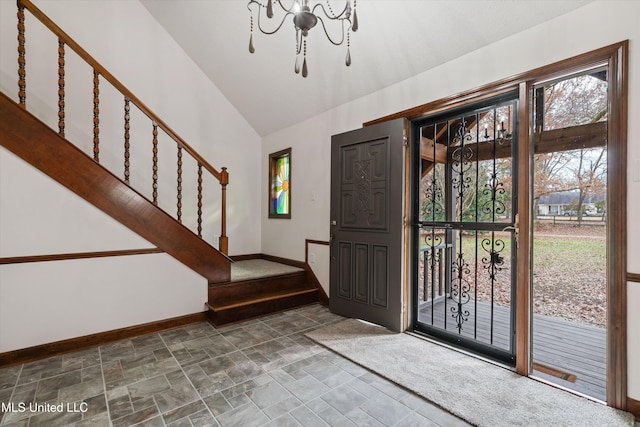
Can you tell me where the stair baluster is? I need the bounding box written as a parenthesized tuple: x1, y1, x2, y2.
(124, 98, 131, 184)
(177, 145, 183, 222)
(152, 123, 158, 205)
(57, 40, 65, 137)
(197, 163, 203, 238)
(93, 71, 99, 162)
(17, 1, 25, 108)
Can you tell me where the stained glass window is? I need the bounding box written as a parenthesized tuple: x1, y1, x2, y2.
(269, 148, 291, 218)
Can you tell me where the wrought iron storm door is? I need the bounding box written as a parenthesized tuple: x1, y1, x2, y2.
(412, 92, 519, 364)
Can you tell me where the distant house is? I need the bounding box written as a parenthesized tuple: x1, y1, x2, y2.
(537, 191, 605, 216)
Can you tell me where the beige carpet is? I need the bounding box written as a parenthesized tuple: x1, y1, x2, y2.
(230, 259, 303, 282)
(306, 319, 634, 427)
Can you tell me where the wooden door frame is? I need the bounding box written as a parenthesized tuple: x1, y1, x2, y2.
(364, 41, 628, 410)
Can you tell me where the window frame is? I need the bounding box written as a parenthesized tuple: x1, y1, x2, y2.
(268, 147, 292, 219)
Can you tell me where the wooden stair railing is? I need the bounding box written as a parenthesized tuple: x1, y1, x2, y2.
(0, 93, 230, 283)
(12, 0, 230, 255)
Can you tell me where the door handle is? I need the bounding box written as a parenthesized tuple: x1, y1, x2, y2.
(329, 218, 339, 245)
(502, 213, 519, 248)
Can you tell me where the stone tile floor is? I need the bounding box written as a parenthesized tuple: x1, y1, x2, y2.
(0, 304, 470, 427)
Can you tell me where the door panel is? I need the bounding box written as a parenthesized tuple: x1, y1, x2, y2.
(372, 245, 389, 308)
(339, 138, 390, 230)
(330, 119, 405, 332)
(354, 243, 369, 303)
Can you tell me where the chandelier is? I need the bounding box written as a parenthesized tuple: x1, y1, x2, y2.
(247, 0, 358, 78)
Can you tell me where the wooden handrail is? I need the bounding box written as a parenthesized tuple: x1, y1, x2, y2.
(0, 248, 164, 265)
(18, 0, 222, 182)
(16, 0, 229, 255)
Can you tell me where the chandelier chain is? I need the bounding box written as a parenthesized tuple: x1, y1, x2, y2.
(325, 0, 336, 18)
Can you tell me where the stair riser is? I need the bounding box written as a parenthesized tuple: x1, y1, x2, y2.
(209, 272, 307, 301)
(207, 290, 318, 326)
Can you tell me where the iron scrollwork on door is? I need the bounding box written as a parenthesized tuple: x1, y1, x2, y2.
(450, 122, 474, 198)
(423, 178, 444, 219)
(481, 236, 506, 281)
(450, 249, 471, 332)
(481, 172, 507, 217)
(449, 121, 474, 332)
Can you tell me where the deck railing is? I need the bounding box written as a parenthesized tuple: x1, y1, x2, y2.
(13, 0, 229, 254)
(419, 243, 453, 302)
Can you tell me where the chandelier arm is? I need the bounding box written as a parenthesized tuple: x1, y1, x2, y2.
(247, 1, 293, 35)
(247, 0, 297, 14)
(315, 15, 348, 46)
(310, 2, 350, 20)
(274, 0, 300, 14)
(247, 0, 300, 18)
(257, 9, 294, 35)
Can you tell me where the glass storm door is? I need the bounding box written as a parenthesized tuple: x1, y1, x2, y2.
(413, 93, 518, 364)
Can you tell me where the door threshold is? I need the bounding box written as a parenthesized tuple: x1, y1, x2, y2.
(529, 372, 606, 405)
(405, 331, 514, 372)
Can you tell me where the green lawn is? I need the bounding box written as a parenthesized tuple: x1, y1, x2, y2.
(418, 231, 607, 326)
(533, 237, 606, 271)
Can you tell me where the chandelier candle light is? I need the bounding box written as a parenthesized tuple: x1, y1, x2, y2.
(247, 0, 358, 77)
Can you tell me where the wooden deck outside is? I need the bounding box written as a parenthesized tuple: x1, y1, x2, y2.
(418, 298, 606, 401)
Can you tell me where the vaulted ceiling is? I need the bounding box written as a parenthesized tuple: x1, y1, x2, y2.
(139, 0, 593, 136)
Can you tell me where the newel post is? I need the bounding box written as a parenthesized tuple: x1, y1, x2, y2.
(219, 167, 229, 255)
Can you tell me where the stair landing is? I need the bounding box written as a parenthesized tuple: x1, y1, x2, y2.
(230, 259, 304, 282)
(207, 259, 319, 326)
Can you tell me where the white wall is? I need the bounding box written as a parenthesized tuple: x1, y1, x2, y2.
(261, 1, 640, 401)
(0, 0, 262, 256)
(0, 0, 261, 352)
(0, 147, 206, 352)
(0, 253, 204, 353)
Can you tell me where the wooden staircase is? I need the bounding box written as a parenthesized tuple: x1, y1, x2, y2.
(1, 0, 232, 283)
(206, 260, 324, 326)
(0, 93, 231, 283)
(2, 0, 326, 320)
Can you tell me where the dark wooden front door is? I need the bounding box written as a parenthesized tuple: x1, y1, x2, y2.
(329, 119, 405, 332)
